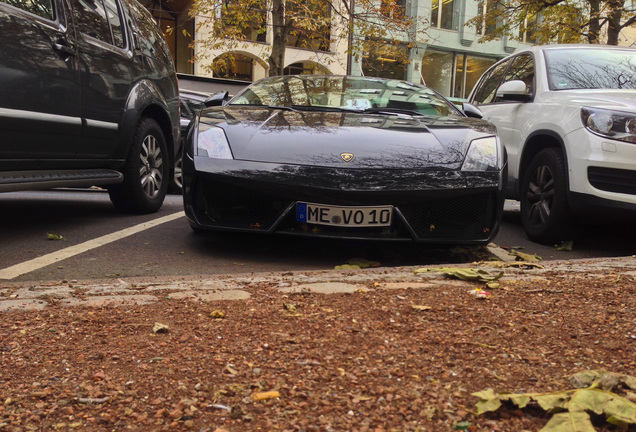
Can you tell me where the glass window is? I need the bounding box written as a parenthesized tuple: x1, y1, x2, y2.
(103, 0, 125, 48)
(430, 0, 459, 30)
(362, 42, 407, 80)
(503, 54, 535, 95)
(476, 0, 503, 36)
(286, 0, 330, 51)
(464, 56, 498, 98)
(421, 51, 454, 97)
(545, 48, 636, 90)
(230, 75, 461, 117)
(72, 0, 113, 44)
(213, 53, 253, 82)
(4, 0, 54, 19)
(471, 60, 509, 104)
(222, 0, 267, 43)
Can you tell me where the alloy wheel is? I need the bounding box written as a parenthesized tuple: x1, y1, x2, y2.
(525, 164, 554, 227)
(140, 134, 163, 199)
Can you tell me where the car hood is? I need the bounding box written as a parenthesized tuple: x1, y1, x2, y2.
(199, 106, 496, 170)
(548, 89, 636, 111)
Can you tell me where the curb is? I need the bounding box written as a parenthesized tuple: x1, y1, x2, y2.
(2, 255, 635, 313)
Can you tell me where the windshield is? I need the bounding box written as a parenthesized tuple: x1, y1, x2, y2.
(545, 48, 636, 90)
(228, 75, 461, 117)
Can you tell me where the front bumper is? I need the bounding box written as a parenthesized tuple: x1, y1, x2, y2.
(183, 157, 505, 244)
(567, 128, 636, 207)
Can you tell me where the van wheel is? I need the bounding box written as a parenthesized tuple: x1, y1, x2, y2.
(109, 117, 168, 214)
(169, 147, 183, 194)
(520, 148, 572, 244)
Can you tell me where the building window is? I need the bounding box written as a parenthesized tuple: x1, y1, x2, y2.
(213, 53, 253, 81)
(362, 42, 408, 80)
(519, 13, 537, 43)
(283, 62, 329, 75)
(476, 0, 503, 36)
(222, 0, 267, 43)
(421, 50, 498, 99)
(286, 0, 331, 51)
(430, 0, 460, 31)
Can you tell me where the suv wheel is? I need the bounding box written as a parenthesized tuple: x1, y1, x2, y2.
(520, 148, 572, 244)
(108, 117, 169, 214)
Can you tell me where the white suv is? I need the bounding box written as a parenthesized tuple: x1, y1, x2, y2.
(468, 44, 636, 244)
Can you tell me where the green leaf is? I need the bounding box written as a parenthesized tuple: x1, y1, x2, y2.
(555, 240, 573, 251)
(540, 411, 595, 432)
(414, 267, 503, 282)
(534, 392, 570, 411)
(509, 395, 532, 408)
(475, 397, 502, 415)
(451, 421, 473, 430)
(47, 233, 64, 240)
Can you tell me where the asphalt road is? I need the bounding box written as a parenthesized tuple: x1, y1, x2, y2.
(1, 189, 634, 283)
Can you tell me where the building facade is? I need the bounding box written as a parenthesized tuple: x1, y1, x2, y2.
(144, 0, 635, 100)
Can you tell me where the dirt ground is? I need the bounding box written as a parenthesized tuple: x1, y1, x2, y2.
(1, 260, 636, 431)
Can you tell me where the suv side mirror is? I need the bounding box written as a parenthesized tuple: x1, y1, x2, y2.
(462, 102, 484, 119)
(204, 91, 229, 107)
(496, 80, 532, 102)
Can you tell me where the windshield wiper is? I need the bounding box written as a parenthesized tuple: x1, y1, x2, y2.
(290, 105, 349, 112)
(360, 107, 424, 116)
(267, 105, 299, 111)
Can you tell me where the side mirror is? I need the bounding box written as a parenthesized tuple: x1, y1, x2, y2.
(204, 91, 229, 107)
(496, 80, 532, 102)
(462, 102, 484, 119)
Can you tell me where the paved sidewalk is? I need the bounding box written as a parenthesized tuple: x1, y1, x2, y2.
(2, 249, 635, 313)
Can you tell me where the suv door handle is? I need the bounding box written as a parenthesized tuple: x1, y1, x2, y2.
(52, 39, 75, 57)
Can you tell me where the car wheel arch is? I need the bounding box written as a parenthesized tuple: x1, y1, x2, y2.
(121, 80, 179, 174)
(517, 130, 569, 198)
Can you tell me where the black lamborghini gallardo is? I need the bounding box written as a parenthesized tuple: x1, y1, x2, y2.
(183, 75, 505, 245)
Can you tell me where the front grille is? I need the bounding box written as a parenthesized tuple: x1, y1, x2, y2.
(191, 176, 498, 241)
(399, 192, 496, 240)
(193, 179, 292, 229)
(588, 167, 636, 195)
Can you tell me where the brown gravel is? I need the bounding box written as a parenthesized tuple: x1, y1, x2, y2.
(1, 262, 636, 431)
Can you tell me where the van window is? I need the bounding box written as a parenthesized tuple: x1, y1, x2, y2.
(3, 0, 54, 20)
(72, 0, 125, 48)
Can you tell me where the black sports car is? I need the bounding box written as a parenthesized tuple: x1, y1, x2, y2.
(182, 75, 505, 244)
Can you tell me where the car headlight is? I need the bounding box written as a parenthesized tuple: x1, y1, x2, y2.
(461, 136, 501, 172)
(581, 107, 636, 144)
(195, 122, 233, 159)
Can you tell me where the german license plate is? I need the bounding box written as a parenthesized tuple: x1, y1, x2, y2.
(296, 202, 393, 227)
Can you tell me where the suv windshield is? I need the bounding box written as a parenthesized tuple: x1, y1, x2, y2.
(545, 48, 636, 90)
(229, 75, 461, 117)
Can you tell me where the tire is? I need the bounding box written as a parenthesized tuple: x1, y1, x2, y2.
(168, 147, 183, 194)
(109, 117, 169, 214)
(520, 148, 572, 244)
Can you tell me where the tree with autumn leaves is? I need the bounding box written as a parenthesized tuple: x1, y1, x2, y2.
(188, 0, 428, 77)
(186, 0, 636, 79)
(468, 0, 636, 46)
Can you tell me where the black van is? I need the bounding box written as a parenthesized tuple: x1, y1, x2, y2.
(0, 0, 180, 213)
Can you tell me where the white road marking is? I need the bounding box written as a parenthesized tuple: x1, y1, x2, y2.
(0, 211, 185, 280)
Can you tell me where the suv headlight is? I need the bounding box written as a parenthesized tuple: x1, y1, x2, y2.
(461, 136, 501, 172)
(581, 107, 636, 144)
(195, 122, 233, 159)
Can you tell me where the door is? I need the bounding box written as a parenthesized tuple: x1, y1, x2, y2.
(70, 0, 135, 159)
(0, 0, 81, 164)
